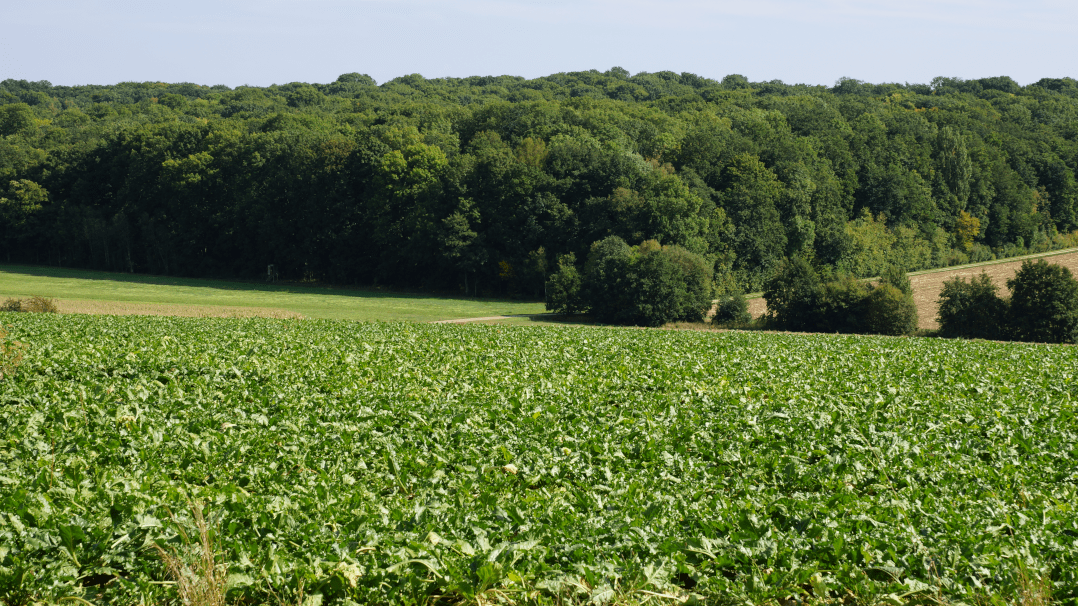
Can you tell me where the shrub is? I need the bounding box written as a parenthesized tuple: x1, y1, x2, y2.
(936, 273, 1008, 340)
(583, 237, 636, 323)
(621, 249, 689, 327)
(24, 296, 58, 313)
(762, 257, 820, 331)
(652, 244, 714, 323)
(814, 273, 871, 333)
(864, 283, 919, 336)
(712, 290, 751, 325)
(0, 296, 58, 313)
(580, 237, 715, 326)
(1006, 259, 1078, 344)
(764, 260, 917, 336)
(545, 253, 584, 314)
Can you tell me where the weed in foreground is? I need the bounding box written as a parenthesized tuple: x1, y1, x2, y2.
(1016, 563, 1052, 606)
(153, 502, 226, 606)
(0, 325, 26, 380)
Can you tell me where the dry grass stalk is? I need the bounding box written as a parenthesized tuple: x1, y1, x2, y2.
(153, 502, 227, 606)
(1016, 564, 1051, 606)
(0, 325, 26, 381)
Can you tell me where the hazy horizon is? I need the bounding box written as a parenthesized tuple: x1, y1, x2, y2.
(3, 0, 1075, 89)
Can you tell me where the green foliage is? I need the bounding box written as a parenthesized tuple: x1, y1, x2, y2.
(863, 283, 919, 336)
(2, 72, 1078, 294)
(0, 103, 35, 137)
(618, 246, 688, 327)
(711, 290, 750, 325)
(813, 273, 871, 333)
(720, 154, 787, 288)
(1, 314, 1076, 605)
(879, 263, 912, 295)
(837, 209, 896, 277)
(766, 259, 917, 336)
(544, 253, 583, 313)
(582, 238, 713, 326)
(582, 236, 635, 322)
(0, 180, 47, 244)
(762, 256, 820, 331)
(937, 273, 1008, 340)
(652, 244, 714, 322)
(1006, 259, 1078, 343)
(936, 262, 1078, 344)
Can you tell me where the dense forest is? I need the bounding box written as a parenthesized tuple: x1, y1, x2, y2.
(2, 70, 1077, 296)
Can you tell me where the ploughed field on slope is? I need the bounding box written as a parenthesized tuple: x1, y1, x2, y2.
(1, 314, 1076, 605)
(746, 249, 1078, 330)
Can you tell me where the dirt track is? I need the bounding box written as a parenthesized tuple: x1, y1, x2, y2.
(746, 250, 1078, 330)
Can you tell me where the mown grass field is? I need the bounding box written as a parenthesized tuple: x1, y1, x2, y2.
(0, 265, 547, 322)
(1, 313, 1075, 605)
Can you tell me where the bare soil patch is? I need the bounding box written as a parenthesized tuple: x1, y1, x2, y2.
(744, 250, 1078, 330)
(55, 299, 304, 319)
(747, 296, 768, 320)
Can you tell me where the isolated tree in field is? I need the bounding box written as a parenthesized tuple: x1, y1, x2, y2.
(621, 244, 689, 326)
(764, 257, 917, 335)
(1006, 260, 1078, 343)
(863, 264, 918, 335)
(626, 242, 713, 326)
(813, 273, 871, 333)
(657, 244, 714, 321)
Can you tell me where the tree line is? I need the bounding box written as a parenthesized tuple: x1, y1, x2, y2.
(2, 70, 1078, 305)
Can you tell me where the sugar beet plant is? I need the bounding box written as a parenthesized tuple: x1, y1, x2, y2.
(1, 314, 1076, 605)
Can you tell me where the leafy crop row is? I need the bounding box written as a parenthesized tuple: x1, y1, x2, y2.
(1, 314, 1076, 605)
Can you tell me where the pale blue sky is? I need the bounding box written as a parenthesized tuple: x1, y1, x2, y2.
(3, 0, 1074, 87)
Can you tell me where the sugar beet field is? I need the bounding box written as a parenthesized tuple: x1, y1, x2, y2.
(1, 315, 1076, 605)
